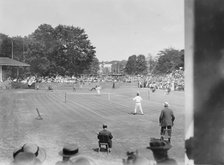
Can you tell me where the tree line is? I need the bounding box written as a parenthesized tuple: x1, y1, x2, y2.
(0, 23, 184, 78)
(0, 24, 99, 77)
(124, 48, 184, 75)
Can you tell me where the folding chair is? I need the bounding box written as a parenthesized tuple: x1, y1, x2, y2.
(98, 134, 110, 153)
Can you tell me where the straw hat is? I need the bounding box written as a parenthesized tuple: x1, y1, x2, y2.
(12, 152, 42, 165)
(13, 143, 46, 163)
(59, 143, 79, 158)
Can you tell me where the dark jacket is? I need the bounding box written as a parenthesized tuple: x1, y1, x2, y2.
(98, 129, 113, 148)
(159, 107, 175, 127)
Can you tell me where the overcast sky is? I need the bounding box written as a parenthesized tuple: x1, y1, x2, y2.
(0, 0, 184, 61)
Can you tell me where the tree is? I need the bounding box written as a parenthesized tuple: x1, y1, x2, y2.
(23, 24, 96, 76)
(0, 24, 97, 77)
(125, 55, 137, 75)
(0, 34, 12, 58)
(53, 25, 96, 76)
(136, 54, 147, 75)
(154, 48, 184, 74)
(25, 40, 51, 76)
(83, 57, 99, 75)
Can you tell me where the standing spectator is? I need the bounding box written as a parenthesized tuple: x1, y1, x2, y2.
(133, 93, 144, 115)
(159, 102, 175, 142)
(97, 124, 113, 152)
(55, 143, 79, 165)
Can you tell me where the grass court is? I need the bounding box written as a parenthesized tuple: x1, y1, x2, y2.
(0, 83, 184, 164)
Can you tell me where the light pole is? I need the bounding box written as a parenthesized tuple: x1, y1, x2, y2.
(11, 40, 14, 59)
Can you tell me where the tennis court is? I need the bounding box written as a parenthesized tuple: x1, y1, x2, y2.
(0, 85, 184, 164)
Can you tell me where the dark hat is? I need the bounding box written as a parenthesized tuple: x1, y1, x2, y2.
(59, 144, 79, 157)
(13, 143, 46, 163)
(148, 138, 172, 150)
(103, 124, 107, 128)
(13, 152, 42, 165)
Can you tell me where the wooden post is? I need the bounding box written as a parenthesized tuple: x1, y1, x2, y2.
(36, 108, 43, 120)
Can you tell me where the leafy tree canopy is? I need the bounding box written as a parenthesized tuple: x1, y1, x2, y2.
(0, 24, 97, 77)
(154, 48, 184, 74)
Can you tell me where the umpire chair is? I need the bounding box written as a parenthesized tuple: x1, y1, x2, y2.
(98, 134, 110, 153)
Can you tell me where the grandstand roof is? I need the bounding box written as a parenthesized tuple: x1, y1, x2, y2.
(0, 57, 30, 66)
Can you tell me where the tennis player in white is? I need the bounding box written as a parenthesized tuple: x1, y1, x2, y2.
(133, 92, 144, 115)
(96, 85, 101, 95)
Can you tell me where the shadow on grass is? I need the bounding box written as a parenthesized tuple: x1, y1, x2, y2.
(128, 112, 144, 115)
(92, 147, 109, 153)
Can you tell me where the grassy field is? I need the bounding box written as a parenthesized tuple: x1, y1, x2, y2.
(0, 84, 184, 165)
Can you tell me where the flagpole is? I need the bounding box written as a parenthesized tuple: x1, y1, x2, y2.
(11, 40, 14, 59)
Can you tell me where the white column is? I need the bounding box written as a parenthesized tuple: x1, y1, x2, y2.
(185, 0, 194, 164)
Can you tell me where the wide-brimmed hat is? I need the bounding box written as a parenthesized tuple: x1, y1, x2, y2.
(59, 143, 79, 157)
(13, 143, 46, 163)
(148, 138, 172, 150)
(12, 152, 42, 165)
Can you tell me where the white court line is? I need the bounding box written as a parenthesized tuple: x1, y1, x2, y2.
(66, 98, 108, 120)
(66, 92, 111, 95)
(109, 92, 184, 109)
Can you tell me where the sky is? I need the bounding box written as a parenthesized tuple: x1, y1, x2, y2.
(0, 0, 184, 61)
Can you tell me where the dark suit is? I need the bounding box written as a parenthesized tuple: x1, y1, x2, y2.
(98, 129, 113, 148)
(159, 107, 175, 136)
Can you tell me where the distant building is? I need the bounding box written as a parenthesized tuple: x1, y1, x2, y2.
(99, 60, 127, 75)
(0, 57, 30, 82)
(99, 63, 112, 75)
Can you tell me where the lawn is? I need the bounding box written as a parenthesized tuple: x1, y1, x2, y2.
(0, 84, 184, 165)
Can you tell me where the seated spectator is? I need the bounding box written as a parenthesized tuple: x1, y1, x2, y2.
(97, 124, 113, 152)
(11, 152, 42, 165)
(13, 143, 46, 164)
(55, 143, 79, 165)
(148, 138, 177, 165)
(122, 150, 156, 165)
